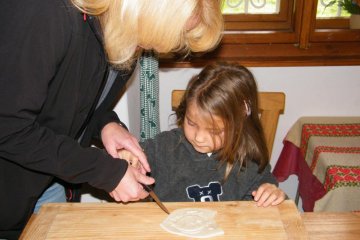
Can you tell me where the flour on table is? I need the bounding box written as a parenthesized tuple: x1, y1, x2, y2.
(160, 208, 224, 238)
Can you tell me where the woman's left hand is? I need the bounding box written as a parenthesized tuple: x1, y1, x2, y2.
(252, 183, 286, 207)
(101, 122, 150, 174)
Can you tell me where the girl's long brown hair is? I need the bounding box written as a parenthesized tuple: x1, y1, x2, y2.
(176, 62, 269, 180)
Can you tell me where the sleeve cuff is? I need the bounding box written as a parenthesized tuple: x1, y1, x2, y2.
(94, 111, 129, 139)
(89, 153, 129, 192)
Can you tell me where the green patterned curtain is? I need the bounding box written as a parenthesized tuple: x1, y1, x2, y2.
(139, 51, 160, 141)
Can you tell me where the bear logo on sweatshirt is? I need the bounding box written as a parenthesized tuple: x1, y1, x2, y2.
(186, 181, 223, 202)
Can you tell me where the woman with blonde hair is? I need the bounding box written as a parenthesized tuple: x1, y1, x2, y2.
(0, 0, 223, 238)
(72, 0, 223, 68)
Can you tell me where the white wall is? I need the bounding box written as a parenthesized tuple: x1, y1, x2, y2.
(83, 65, 360, 206)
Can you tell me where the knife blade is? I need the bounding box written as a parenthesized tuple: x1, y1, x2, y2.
(142, 184, 170, 214)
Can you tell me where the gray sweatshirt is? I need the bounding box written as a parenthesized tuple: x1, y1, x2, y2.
(140, 128, 278, 202)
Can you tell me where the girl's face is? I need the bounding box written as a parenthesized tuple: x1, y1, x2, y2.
(183, 101, 225, 154)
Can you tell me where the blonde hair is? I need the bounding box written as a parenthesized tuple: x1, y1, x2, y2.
(71, 0, 224, 69)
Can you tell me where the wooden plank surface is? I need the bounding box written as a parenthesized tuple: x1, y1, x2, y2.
(20, 200, 307, 239)
(301, 212, 360, 240)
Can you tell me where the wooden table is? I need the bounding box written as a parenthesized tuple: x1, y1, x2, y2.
(273, 117, 360, 211)
(20, 200, 308, 239)
(301, 211, 360, 240)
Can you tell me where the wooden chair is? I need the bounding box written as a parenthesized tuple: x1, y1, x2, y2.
(171, 90, 286, 158)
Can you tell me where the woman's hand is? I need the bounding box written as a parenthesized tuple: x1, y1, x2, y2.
(101, 122, 150, 174)
(252, 183, 286, 207)
(109, 165, 155, 202)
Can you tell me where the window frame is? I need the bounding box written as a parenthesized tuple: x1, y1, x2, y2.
(160, 0, 360, 68)
(223, 0, 292, 30)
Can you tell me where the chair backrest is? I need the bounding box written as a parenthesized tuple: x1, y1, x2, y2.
(171, 90, 285, 158)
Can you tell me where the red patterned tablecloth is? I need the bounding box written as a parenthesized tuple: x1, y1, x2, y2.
(273, 117, 360, 212)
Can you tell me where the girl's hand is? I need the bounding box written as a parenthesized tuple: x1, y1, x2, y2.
(117, 149, 140, 170)
(101, 122, 150, 174)
(252, 183, 286, 207)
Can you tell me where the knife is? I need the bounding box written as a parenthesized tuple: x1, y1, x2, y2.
(142, 184, 170, 214)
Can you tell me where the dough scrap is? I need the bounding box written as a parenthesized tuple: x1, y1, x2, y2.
(160, 208, 224, 238)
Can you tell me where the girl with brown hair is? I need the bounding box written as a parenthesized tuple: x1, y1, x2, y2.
(119, 62, 285, 205)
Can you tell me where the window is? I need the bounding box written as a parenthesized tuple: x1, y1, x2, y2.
(316, 0, 350, 29)
(160, 0, 360, 67)
(222, 0, 290, 31)
(221, 0, 297, 44)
